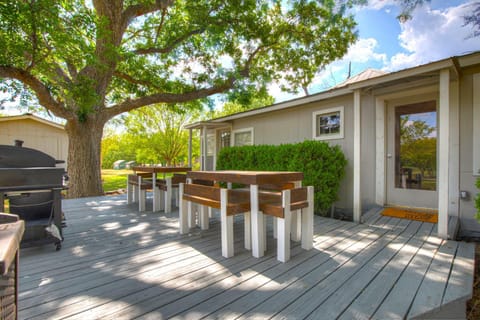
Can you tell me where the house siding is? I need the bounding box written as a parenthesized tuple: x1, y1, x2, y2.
(459, 73, 479, 236)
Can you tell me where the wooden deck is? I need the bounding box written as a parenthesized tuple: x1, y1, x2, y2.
(18, 194, 475, 319)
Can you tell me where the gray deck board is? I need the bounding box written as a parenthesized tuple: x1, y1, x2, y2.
(17, 194, 475, 320)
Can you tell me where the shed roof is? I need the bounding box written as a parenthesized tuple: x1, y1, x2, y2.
(0, 113, 65, 131)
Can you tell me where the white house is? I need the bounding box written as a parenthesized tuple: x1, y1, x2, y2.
(186, 51, 480, 239)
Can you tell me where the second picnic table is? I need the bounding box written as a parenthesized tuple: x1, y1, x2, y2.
(131, 165, 191, 212)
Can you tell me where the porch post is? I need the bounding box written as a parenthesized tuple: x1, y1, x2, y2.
(438, 69, 450, 238)
(375, 98, 386, 206)
(201, 126, 207, 170)
(188, 128, 192, 167)
(353, 89, 362, 222)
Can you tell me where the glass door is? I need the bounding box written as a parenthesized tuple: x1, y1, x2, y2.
(386, 100, 438, 209)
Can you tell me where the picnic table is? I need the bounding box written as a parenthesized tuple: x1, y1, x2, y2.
(130, 166, 191, 212)
(183, 170, 307, 259)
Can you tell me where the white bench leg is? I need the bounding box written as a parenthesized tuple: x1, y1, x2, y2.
(278, 190, 291, 263)
(273, 217, 277, 239)
(153, 186, 161, 212)
(165, 178, 172, 213)
(139, 189, 146, 212)
(291, 211, 301, 242)
(178, 184, 189, 234)
(188, 202, 195, 228)
(301, 186, 314, 250)
(127, 182, 133, 204)
(133, 185, 138, 202)
(159, 190, 165, 211)
(221, 189, 234, 258)
(200, 205, 209, 230)
(264, 214, 268, 252)
(244, 211, 251, 250)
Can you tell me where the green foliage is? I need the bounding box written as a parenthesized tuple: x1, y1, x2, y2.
(216, 140, 347, 214)
(475, 177, 480, 221)
(101, 104, 202, 169)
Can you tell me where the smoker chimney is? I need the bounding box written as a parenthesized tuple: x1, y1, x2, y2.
(14, 140, 24, 147)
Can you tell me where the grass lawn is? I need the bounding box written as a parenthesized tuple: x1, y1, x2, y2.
(102, 169, 132, 193)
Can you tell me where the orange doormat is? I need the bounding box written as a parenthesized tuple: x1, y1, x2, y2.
(381, 207, 438, 223)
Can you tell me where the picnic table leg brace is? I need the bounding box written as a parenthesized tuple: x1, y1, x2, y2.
(301, 186, 314, 250)
(291, 181, 302, 242)
(178, 183, 189, 234)
(220, 188, 234, 258)
(277, 189, 292, 263)
(250, 184, 264, 258)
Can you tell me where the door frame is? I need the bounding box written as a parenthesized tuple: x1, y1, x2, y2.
(375, 85, 439, 206)
(385, 96, 439, 209)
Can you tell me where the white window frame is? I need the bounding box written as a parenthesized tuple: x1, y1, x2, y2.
(232, 127, 254, 146)
(312, 106, 345, 140)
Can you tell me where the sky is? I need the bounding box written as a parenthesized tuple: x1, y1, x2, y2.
(271, 0, 480, 102)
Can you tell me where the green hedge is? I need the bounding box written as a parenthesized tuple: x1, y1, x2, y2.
(216, 140, 347, 215)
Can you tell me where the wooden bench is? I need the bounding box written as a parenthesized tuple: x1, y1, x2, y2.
(259, 186, 314, 262)
(179, 183, 251, 258)
(126, 174, 153, 211)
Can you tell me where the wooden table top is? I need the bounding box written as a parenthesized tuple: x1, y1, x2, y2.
(187, 170, 303, 185)
(131, 166, 192, 173)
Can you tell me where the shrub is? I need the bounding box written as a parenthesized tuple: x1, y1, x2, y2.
(216, 140, 347, 215)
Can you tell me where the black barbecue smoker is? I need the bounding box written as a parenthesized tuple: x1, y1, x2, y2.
(0, 141, 66, 250)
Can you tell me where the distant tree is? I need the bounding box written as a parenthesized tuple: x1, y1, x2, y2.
(121, 103, 201, 166)
(212, 85, 274, 118)
(463, 1, 480, 38)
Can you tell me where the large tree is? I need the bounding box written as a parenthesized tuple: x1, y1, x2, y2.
(0, 0, 357, 197)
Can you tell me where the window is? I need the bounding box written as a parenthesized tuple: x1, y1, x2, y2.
(232, 128, 254, 146)
(206, 134, 215, 156)
(312, 106, 344, 140)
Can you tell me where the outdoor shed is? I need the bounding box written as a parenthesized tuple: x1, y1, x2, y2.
(186, 51, 480, 239)
(0, 114, 68, 168)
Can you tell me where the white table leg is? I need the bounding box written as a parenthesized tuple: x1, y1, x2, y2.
(127, 180, 133, 204)
(250, 184, 264, 258)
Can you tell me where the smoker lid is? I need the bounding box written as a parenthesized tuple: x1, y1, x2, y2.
(0, 145, 57, 168)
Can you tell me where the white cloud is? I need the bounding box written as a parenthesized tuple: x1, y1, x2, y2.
(386, 2, 480, 71)
(343, 38, 388, 64)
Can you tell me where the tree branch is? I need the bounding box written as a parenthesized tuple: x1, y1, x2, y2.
(104, 76, 237, 119)
(133, 28, 206, 55)
(0, 66, 71, 120)
(113, 71, 162, 89)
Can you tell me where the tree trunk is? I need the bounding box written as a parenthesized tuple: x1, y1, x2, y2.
(65, 117, 105, 198)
